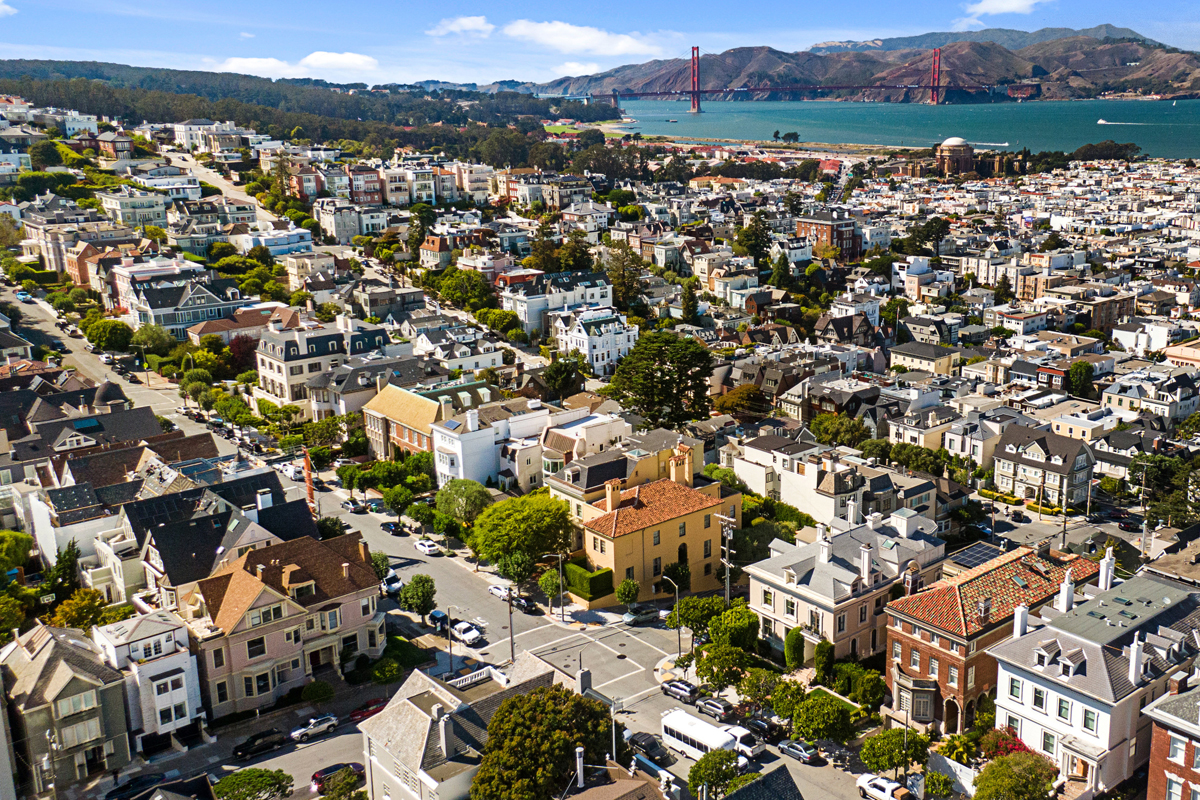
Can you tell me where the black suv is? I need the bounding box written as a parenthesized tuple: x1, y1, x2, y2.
(628, 732, 671, 766)
(233, 728, 288, 760)
(744, 717, 783, 744)
(661, 679, 699, 704)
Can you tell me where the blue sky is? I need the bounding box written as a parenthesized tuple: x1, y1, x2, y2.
(1, 0, 1197, 85)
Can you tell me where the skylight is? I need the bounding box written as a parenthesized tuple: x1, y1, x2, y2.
(1012, 576, 1028, 588)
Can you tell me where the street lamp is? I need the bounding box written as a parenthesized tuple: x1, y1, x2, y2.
(661, 574, 681, 659)
(544, 552, 566, 622)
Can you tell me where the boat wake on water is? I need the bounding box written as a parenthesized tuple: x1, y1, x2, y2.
(1097, 119, 1149, 125)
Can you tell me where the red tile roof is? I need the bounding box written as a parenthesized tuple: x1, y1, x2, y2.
(887, 546, 1099, 638)
(583, 478, 726, 538)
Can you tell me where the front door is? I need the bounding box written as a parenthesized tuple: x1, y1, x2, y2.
(309, 649, 322, 669)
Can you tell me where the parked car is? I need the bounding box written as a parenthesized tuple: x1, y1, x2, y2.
(509, 595, 538, 614)
(414, 539, 440, 556)
(627, 732, 671, 766)
(14, 291, 31, 303)
(312, 763, 365, 794)
(105, 773, 166, 800)
(124, 373, 141, 384)
(744, 717, 783, 744)
(779, 739, 820, 764)
(233, 728, 288, 759)
(382, 522, 404, 536)
(380, 570, 403, 597)
(451, 621, 483, 646)
(488, 584, 515, 601)
(622, 603, 658, 626)
(98, 352, 114, 364)
(342, 499, 367, 514)
(660, 679, 699, 704)
(696, 697, 734, 721)
(291, 714, 338, 742)
(332, 458, 356, 468)
(349, 698, 389, 723)
(857, 774, 903, 800)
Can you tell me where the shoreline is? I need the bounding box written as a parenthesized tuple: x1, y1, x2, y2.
(592, 121, 928, 156)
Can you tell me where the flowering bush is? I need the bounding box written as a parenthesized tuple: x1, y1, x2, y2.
(980, 727, 1032, 758)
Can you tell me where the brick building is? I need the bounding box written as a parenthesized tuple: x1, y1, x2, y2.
(886, 543, 1100, 733)
(1146, 673, 1200, 800)
(795, 210, 861, 262)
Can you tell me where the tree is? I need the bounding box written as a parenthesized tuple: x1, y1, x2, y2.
(0, 530, 33, 574)
(601, 331, 713, 428)
(558, 229, 594, 273)
(130, 324, 175, 357)
(1067, 361, 1095, 399)
(793, 692, 853, 744)
(470, 494, 574, 564)
(542, 355, 584, 402)
(861, 728, 930, 778)
(603, 240, 643, 312)
(784, 625, 806, 670)
(615, 578, 640, 605)
(688, 749, 741, 800)
(538, 568, 564, 605)
(372, 657, 403, 691)
(973, 752, 1058, 800)
(680, 279, 699, 325)
(470, 684, 622, 800)
(813, 639, 835, 684)
(495, 551, 537, 587)
(370, 551, 390, 580)
(382, 485, 414, 516)
(709, 601, 759, 651)
(399, 574, 437, 625)
(695, 643, 751, 692)
(316, 517, 344, 540)
(47, 588, 107, 630)
(319, 767, 366, 800)
(772, 679, 807, 722)
(768, 254, 792, 289)
(436, 479, 492, 524)
(737, 668, 779, 712)
(29, 140, 62, 170)
(809, 413, 870, 447)
(813, 243, 841, 261)
(736, 213, 771, 267)
(0, 595, 24, 643)
(301, 680, 334, 704)
(213, 768, 295, 800)
(926, 772, 955, 799)
(713, 383, 767, 417)
(208, 241, 237, 263)
(666, 595, 726, 645)
(994, 274, 1014, 305)
(247, 245, 275, 266)
(87, 320, 134, 352)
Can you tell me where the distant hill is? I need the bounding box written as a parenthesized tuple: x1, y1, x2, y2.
(808, 24, 1158, 54)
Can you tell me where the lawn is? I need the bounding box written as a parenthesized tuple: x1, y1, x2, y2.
(807, 687, 858, 711)
(384, 635, 433, 669)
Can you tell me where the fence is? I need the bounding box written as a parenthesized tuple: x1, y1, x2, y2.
(929, 751, 979, 797)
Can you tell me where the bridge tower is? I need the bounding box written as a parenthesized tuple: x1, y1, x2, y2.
(611, 90, 621, 111)
(930, 48, 941, 105)
(689, 46, 702, 113)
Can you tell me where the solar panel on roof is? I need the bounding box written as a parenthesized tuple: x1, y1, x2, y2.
(950, 542, 1002, 569)
(444, 420, 460, 431)
(72, 418, 100, 430)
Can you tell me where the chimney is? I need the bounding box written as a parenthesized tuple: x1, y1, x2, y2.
(670, 454, 692, 488)
(977, 597, 992, 621)
(890, 510, 918, 539)
(256, 488, 273, 511)
(818, 525, 832, 564)
(241, 503, 259, 524)
(1170, 670, 1189, 695)
(859, 542, 872, 582)
(440, 713, 458, 758)
(576, 746, 585, 789)
(342, 562, 350, 579)
(306, 297, 315, 313)
(1129, 634, 1145, 686)
(255, 564, 265, 578)
(1056, 568, 1075, 613)
(576, 668, 592, 696)
(466, 409, 479, 432)
(376, 373, 387, 393)
(1099, 547, 1115, 592)
(867, 512, 883, 530)
(847, 498, 859, 526)
(1014, 604, 1029, 638)
(604, 479, 622, 512)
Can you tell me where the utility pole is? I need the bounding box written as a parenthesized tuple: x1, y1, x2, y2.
(507, 592, 515, 664)
(1139, 468, 1148, 559)
(1037, 470, 1046, 523)
(715, 514, 736, 605)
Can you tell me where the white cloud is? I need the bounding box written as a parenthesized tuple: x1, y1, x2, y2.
(215, 51, 377, 79)
(554, 62, 600, 76)
(239, 32, 255, 39)
(503, 20, 662, 56)
(425, 16, 494, 38)
(954, 0, 1047, 30)
(0, 3, 16, 17)
(297, 51, 378, 71)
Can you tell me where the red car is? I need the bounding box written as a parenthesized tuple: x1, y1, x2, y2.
(312, 763, 365, 794)
(349, 698, 388, 723)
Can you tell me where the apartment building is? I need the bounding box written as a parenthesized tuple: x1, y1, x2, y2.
(499, 271, 612, 336)
(747, 509, 945, 664)
(253, 315, 389, 420)
(97, 186, 167, 228)
(730, 436, 865, 525)
(885, 544, 1101, 734)
(795, 210, 861, 262)
(550, 306, 639, 376)
(993, 425, 1095, 508)
(362, 381, 499, 460)
(181, 533, 384, 719)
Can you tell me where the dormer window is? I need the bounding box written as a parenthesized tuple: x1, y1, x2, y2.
(1036, 653, 1046, 666)
(1061, 663, 1072, 677)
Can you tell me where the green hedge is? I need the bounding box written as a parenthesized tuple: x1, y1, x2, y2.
(1025, 503, 1063, 516)
(980, 488, 1021, 505)
(564, 558, 613, 601)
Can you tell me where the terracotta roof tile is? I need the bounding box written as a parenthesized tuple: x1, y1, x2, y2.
(583, 479, 725, 538)
(887, 546, 1100, 637)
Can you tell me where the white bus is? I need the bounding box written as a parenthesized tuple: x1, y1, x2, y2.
(661, 709, 753, 765)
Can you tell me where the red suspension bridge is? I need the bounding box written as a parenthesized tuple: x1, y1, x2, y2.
(586, 47, 998, 112)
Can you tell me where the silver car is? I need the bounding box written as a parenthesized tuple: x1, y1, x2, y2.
(290, 714, 338, 742)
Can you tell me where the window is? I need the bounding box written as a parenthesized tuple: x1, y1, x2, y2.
(679, 522, 686, 538)
(174, 703, 187, 721)
(704, 540, 712, 558)
(1009, 677, 1022, 700)
(1084, 709, 1097, 733)
(1168, 779, 1183, 800)
(156, 682, 170, 696)
(704, 514, 711, 528)
(1058, 698, 1071, 721)
(785, 598, 796, 617)
(837, 614, 846, 634)
(910, 649, 920, 670)
(1006, 715, 1021, 737)
(929, 658, 939, 678)
(893, 641, 902, 661)
(60, 718, 101, 748)
(159, 707, 173, 725)
(244, 676, 254, 698)
(1170, 734, 1187, 763)
(761, 616, 772, 638)
(948, 666, 959, 687)
(1033, 688, 1046, 711)
(342, 633, 358, 654)
(325, 609, 340, 630)
(256, 672, 271, 695)
(931, 633, 940, 647)
(860, 605, 868, 623)
(249, 604, 283, 627)
(362, 597, 374, 617)
(652, 557, 662, 577)
(652, 531, 660, 546)
(625, 567, 634, 581)
(1042, 731, 1055, 754)
(247, 637, 266, 659)
(968, 666, 976, 689)
(56, 691, 97, 718)
(762, 589, 774, 608)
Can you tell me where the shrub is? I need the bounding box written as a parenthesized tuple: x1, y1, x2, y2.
(563, 558, 614, 601)
(980, 727, 1032, 758)
(784, 625, 806, 670)
(300, 680, 334, 704)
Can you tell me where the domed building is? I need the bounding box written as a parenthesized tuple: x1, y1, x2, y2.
(936, 136, 975, 175)
(92, 379, 129, 412)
